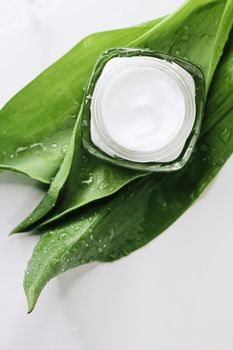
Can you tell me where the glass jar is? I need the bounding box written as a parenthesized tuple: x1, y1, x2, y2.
(82, 48, 205, 172)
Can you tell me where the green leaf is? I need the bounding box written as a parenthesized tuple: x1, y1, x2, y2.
(24, 1, 233, 311)
(0, 19, 159, 183)
(12, 19, 162, 233)
(14, 0, 233, 233)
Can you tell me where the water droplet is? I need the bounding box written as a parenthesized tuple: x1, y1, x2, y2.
(99, 183, 106, 190)
(60, 233, 68, 239)
(16, 146, 28, 153)
(201, 34, 210, 40)
(62, 144, 68, 154)
(85, 94, 92, 102)
(218, 158, 225, 166)
(200, 144, 208, 152)
(221, 128, 231, 143)
(30, 142, 43, 149)
(190, 192, 196, 200)
(52, 257, 59, 265)
(181, 34, 189, 41)
(82, 155, 89, 163)
(82, 175, 93, 185)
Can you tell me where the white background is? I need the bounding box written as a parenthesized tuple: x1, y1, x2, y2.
(0, 1, 233, 349)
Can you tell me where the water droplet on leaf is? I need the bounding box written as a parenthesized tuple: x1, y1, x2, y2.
(221, 128, 231, 143)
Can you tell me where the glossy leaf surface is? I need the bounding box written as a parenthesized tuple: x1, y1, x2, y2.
(23, 0, 233, 311)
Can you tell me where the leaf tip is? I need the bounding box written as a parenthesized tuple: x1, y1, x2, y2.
(25, 288, 37, 314)
(24, 276, 39, 314)
(9, 228, 18, 236)
(27, 305, 35, 314)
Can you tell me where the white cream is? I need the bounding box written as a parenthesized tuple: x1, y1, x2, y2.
(91, 56, 196, 163)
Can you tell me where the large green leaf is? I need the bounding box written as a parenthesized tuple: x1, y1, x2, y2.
(0, 20, 159, 183)
(12, 19, 162, 233)
(24, 1, 233, 311)
(14, 0, 233, 233)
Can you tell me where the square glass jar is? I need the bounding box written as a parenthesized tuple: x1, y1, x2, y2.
(82, 48, 205, 172)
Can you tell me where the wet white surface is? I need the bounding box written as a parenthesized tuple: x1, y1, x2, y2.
(0, 1, 233, 349)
